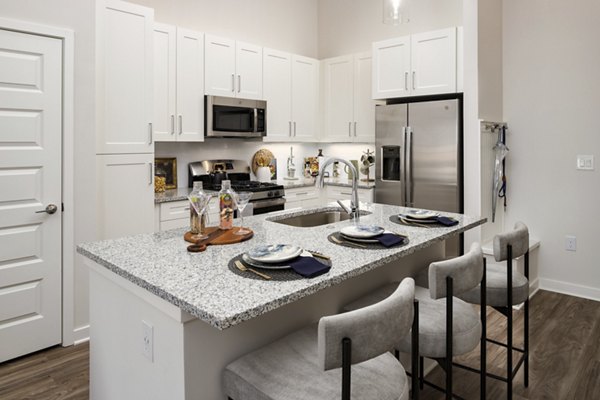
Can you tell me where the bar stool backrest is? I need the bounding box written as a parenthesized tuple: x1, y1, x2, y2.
(428, 242, 483, 300)
(493, 222, 529, 262)
(318, 278, 415, 371)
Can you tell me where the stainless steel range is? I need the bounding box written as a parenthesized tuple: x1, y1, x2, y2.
(188, 160, 285, 215)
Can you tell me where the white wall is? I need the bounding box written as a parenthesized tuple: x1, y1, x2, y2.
(318, 0, 463, 58)
(478, 0, 503, 122)
(130, 0, 319, 58)
(503, 0, 600, 299)
(0, 0, 96, 339)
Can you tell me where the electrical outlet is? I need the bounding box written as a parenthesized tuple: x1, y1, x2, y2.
(142, 320, 153, 362)
(576, 155, 594, 170)
(565, 236, 577, 252)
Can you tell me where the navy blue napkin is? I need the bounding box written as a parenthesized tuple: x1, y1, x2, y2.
(435, 216, 459, 226)
(375, 233, 407, 248)
(289, 257, 331, 278)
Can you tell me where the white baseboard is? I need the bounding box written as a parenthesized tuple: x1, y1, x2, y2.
(73, 325, 90, 345)
(540, 278, 600, 302)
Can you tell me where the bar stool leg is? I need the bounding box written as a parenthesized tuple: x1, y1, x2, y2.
(419, 356, 424, 390)
(507, 246, 513, 400)
(446, 276, 453, 400)
(524, 251, 530, 388)
(481, 258, 487, 400)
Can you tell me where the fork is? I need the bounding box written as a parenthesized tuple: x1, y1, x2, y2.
(234, 260, 272, 280)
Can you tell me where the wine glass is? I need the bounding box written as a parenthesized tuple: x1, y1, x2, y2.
(234, 192, 252, 235)
(188, 192, 211, 240)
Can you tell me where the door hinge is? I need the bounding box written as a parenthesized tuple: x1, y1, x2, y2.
(62, 202, 65, 212)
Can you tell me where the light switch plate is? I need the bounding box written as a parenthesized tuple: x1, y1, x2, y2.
(576, 155, 594, 170)
(142, 320, 153, 362)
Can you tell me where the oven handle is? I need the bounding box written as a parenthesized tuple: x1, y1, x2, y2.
(253, 108, 258, 133)
(251, 197, 286, 210)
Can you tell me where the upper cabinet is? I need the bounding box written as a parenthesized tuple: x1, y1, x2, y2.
(372, 27, 458, 99)
(205, 35, 262, 100)
(97, 0, 154, 154)
(153, 23, 204, 142)
(322, 52, 376, 143)
(263, 49, 319, 142)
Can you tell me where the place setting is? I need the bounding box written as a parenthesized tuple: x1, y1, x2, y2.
(228, 244, 332, 281)
(327, 224, 409, 249)
(390, 208, 459, 228)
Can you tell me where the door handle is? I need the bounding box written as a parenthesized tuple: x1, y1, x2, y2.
(170, 115, 175, 135)
(178, 115, 183, 135)
(36, 204, 58, 215)
(406, 127, 413, 206)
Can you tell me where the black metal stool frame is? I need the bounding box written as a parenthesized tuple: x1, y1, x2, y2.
(454, 244, 530, 400)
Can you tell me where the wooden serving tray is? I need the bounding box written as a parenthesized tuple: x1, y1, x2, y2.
(184, 227, 254, 246)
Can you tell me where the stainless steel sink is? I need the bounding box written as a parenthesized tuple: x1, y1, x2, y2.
(269, 210, 371, 228)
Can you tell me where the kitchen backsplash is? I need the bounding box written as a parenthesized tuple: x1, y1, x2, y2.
(155, 140, 375, 187)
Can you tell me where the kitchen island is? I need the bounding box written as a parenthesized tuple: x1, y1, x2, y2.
(78, 204, 485, 400)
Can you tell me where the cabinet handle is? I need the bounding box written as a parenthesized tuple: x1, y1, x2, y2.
(289, 121, 292, 136)
(148, 162, 153, 185)
(178, 115, 183, 135)
(412, 71, 416, 90)
(170, 115, 175, 135)
(341, 192, 352, 196)
(295, 192, 308, 196)
(231, 74, 235, 92)
(148, 122, 153, 145)
(238, 75, 241, 93)
(293, 121, 297, 136)
(348, 122, 352, 137)
(354, 121, 357, 137)
(405, 72, 408, 91)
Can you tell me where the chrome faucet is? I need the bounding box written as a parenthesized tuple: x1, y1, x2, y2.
(316, 158, 360, 220)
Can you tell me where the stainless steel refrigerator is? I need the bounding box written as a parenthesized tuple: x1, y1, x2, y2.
(375, 98, 463, 257)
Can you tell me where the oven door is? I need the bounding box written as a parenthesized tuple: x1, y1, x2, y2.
(251, 198, 286, 215)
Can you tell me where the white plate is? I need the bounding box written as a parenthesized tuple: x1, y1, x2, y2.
(242, 251, 312, 270)
(340, 230, 402, 244)
(246, 244, 303, 264)
(340, 224, 385, 239)
(405, 209, 440, 220)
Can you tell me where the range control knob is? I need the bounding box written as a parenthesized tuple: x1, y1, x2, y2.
(267, 191, 274, 197)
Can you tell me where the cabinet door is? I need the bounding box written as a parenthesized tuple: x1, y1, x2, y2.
(236, 41, 263, 100)
(204, 35, 236, 97)
(353, 52, 376, 143)
(263, 48, 292, 141)
(291, 55, 319, 141)
(153, 23, 176, 142)
(372, 36, 410, 100)
(323, 55, 354, 143)
(96, 154, 154, 240)
(411, 28, 457, 96)
(177, 28, 204, 142)
(98, 0, 154, 154)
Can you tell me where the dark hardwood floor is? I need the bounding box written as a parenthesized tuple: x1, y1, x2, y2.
(0, 290, 598, 399)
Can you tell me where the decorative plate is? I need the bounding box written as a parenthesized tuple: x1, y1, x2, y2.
(246, 244, 303, 264)
(251, 149, 275, 175)
(340, 224, 385, 239)
(340, 230, 397, 243)
(242, 250, 312, 270)
(405, 209, 440, 220)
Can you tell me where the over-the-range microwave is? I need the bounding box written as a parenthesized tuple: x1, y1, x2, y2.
(205, 95, 266, 138)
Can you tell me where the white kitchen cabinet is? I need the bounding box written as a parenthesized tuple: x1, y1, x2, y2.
(154, 198, 219, 232)
(97, 0, 154, 154)
(372, 27, 458, 99)
(284, 187, 321, 210)
(410, 28, 457, 96)
(323, 52, 376, 143)
(153, 24, 204, 142)
(325, 186, 374, 204)
(457, 26, 464, 93)
(97, 154, 155, 240)
(205, 35, 262, 100)
(263, 51, 319, 142)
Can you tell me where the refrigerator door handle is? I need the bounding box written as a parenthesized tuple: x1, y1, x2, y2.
(401, 127, 407, 206)
(406, 126, 413, 207)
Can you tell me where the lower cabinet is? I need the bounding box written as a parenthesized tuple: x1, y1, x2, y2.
(97, 154, 155, 240)
(325, 186, 374, 204)
(155, 198, 220, 232)
(284, 187, 321, 210)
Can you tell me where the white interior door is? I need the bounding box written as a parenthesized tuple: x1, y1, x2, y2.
(0, 29, 63, 362)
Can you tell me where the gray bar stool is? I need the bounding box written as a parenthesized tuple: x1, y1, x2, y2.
(223, 278, 417, 400)
(458, 222, 530, 400)
(343, 243, 487, 400)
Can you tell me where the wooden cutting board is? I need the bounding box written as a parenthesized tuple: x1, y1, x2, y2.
(184, 227, 254, 245)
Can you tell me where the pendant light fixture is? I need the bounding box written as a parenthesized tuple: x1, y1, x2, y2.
(383, 0, 409, 25)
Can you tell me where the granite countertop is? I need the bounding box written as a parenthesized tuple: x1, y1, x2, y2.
(155, 179, 375, 204)
(78, 204, 485, 330)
